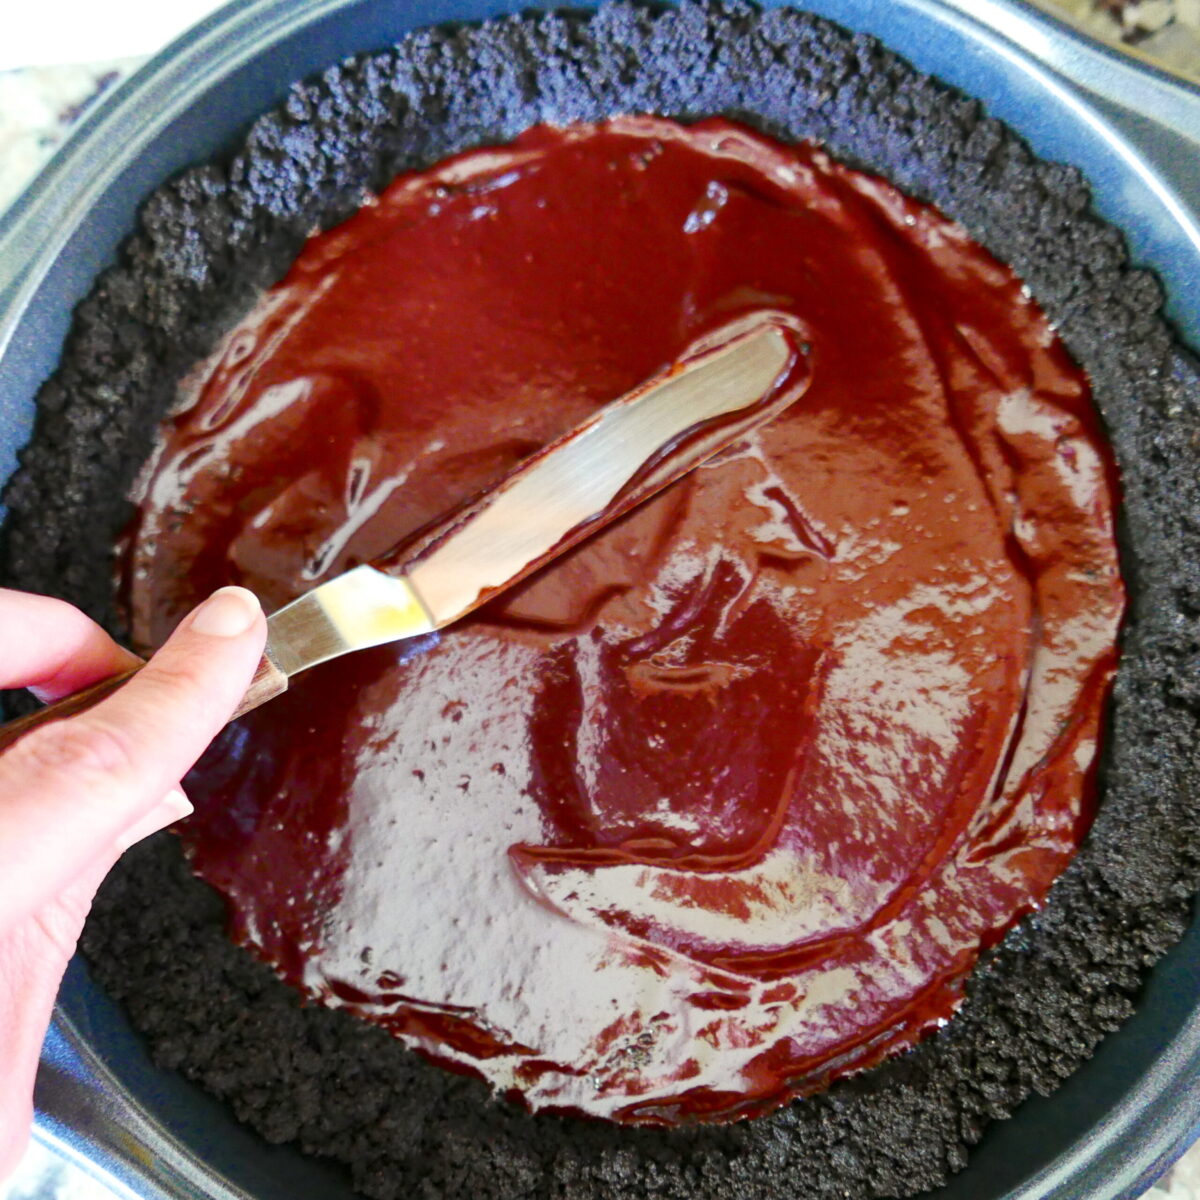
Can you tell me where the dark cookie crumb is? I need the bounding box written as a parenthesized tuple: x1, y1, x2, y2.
(3, 3, 1200, 1197)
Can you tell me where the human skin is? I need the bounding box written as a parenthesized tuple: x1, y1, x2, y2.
(0, 586, 266, 1179)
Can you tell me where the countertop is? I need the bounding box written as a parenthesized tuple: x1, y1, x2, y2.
(1, 3, 1198, 1198)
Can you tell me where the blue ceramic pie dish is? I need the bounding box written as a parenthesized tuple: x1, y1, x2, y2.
(2, 1, 1200, 1197)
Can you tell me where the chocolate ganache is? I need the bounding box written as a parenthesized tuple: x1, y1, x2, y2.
(121, 115, 1124, 1124)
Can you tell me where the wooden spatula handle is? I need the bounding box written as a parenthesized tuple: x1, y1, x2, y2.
(0, 669, 140, 754)
(231, 651, 289, 720)
(0, 651, 288, 755)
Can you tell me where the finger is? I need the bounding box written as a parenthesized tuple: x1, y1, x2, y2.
(114, 787, 194, 852)
(0, 589, 140, 700)
(0, 587, 265, 935)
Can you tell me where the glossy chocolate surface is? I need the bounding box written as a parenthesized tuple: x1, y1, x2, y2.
(122, 116, 1124, 1123)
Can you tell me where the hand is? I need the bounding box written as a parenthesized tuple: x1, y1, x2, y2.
(0, 586, 266, 1179)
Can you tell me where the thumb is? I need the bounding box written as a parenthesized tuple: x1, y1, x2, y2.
(0, 587, 266, 935)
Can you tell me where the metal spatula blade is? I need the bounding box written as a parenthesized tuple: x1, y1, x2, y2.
(264, 318, 800, 680)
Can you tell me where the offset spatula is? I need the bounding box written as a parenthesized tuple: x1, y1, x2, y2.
(0, 315, 805, 750)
